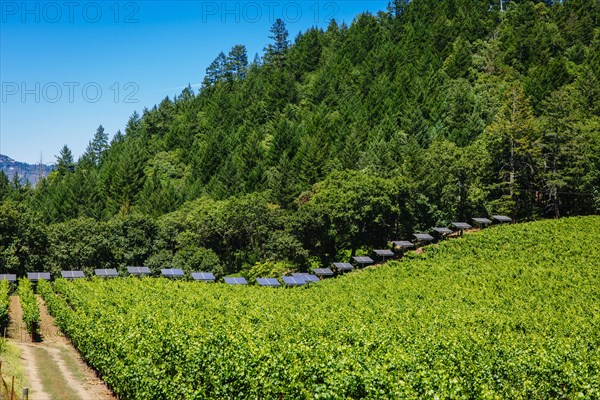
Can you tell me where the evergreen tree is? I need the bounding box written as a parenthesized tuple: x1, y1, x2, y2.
(203, 52, 227, 87)
(125, 111, 142, 136)
(226, 45, 248, 81)
(387, 0, 409, 18)
(85, 125, 109, 166)
(264, 19, 289, 62)
(484, 82, 541, 219)
(0, 171, 10, 200)
(539, 87, 585, 218)
(56, 145, 75, 175)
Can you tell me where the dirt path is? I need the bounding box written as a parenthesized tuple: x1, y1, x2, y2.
(7, 295, 52, 400)
(7, 295, 116, 400)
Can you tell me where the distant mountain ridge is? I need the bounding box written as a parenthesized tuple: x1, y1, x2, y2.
(0, 154, 54, 186)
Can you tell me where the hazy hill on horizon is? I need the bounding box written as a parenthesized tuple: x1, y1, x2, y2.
(0, 154, 54, 186)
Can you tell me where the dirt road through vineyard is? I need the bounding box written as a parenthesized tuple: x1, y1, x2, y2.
(7, 295, 115, 400)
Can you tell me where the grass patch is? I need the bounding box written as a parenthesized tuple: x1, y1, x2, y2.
(0, 340, 27, 398)
(33, 346, 81, 400)
(59, 347, 86, 382)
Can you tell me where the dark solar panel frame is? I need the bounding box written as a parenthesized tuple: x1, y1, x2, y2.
(313, 268, 334, 277)
(451, 222, 472, 230)
(61, 270, 85, 279)
(413, 233, 435, 242)
(292, 273, 319, 283)
(161, 268, 184, 278)
(0, 274, 17, 283)
(433, 227, 453, 235)
(282, 276, 306, 286)
(392, 241, 415, 249)
(127, 266, 151, 276)
(374, 249, 395, 257)
(492, 215, 512, 223)
(352, 256, 374, 266)
(472, 217, 493, 225)
(94, 269, 118, 278)
(191, 272, 216, 282)
(27, 272, 51, 281)
(224, 277, 248, 285)
(256, 278, 281, 287)
(333, 262, 354, 271)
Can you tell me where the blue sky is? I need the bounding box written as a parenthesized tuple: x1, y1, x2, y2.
(0, 1, 387, 164)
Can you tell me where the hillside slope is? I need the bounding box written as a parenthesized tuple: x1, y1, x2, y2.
(42, 216, 600, 399)
(31, 0, 600, 223)
(3, 0, 599, 279)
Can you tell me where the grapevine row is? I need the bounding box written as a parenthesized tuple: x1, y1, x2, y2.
(40, 217, 600, 399)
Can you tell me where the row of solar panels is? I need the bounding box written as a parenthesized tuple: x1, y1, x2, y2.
(392, 216, 512, 248)
(0, 270, 326, 287)
(327, 216, 513, 272)
(1, 215, 512, 285)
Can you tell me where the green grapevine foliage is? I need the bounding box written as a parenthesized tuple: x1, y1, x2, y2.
(0, 280, 9, 328)
(41, 217, 600, 399)
(17, 278, 39, 334)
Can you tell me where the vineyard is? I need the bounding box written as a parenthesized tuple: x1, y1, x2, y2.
(0, 280, 9, 329)
(40, 217, 600, 399)
(17, 278, 39, 335)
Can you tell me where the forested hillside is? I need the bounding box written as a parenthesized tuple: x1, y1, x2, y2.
(1, 0, 599, 277)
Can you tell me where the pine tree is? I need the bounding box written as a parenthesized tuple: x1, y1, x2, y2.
(0, 170, 10, 200)
(484, 83, 541, 219)
(111, 130, 124, 146)
(264, 19, 289, 63)
(387, 0, 409, 18)
(125, 111, 142, 136)
(226, 45, 248, 81)
(267, 152, 297, 208)
(203, 52, 227, 87)
(85, 125, 109, 166)
(540, 87, 584, 218)
(56, 145, 75, 175)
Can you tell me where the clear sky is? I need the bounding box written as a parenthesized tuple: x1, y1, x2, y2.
(0, 1, 387, 164)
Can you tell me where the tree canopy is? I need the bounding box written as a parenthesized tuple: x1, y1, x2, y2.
(3, 0, 599, 276)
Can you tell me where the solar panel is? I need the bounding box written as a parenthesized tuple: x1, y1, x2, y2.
(160, 268, 184, 278)
(413, 233, 434, 241)
(27, 272, 51, 282)
(492, 215, 512, 223)
(191, 272, 216, 282)
(94, 269, 118, 278)
(61, 271, 85, 279)
(256, 278, 281, 287)
(313, 268, 334, 277)
(433, 227, 453, 235)
(374, 249, 395, 257)
(451, 222, 472, 230)
(472, 217, 493, 225)
(282, 276, 306, 286)
(224, 277, 247, 285)
(0, 274, 17, 283)
(392, 241, 415, 249)
(127, 266, 151, 276)
(333, 262, 354, 271)
(292, 273, 320, 283)
(352, 256, 374, 266)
